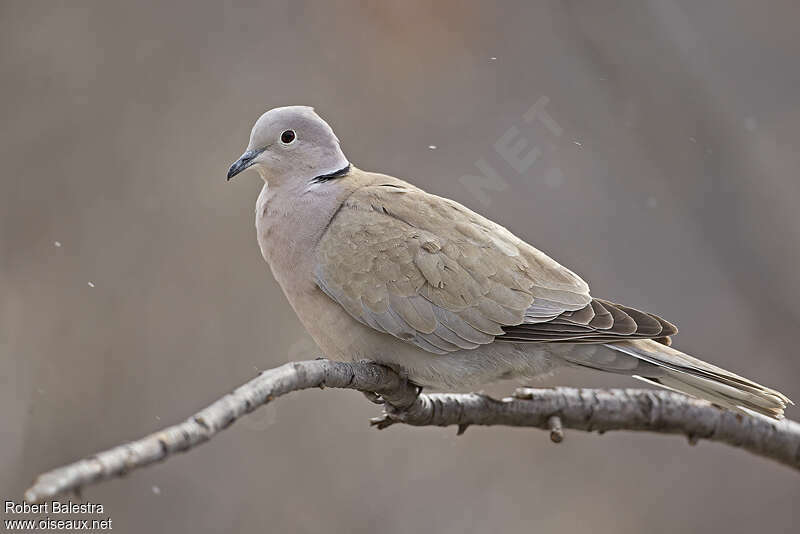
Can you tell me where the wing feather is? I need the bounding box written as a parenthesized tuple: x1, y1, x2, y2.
(314, 171, 676, 354)
(500, 299, 678, 344)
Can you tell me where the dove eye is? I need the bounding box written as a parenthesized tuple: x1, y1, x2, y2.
(280, 129, 296, 144)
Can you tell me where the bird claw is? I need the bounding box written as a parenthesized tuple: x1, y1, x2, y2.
(361, 391, 385, 404)
(369, 414, 397, 429)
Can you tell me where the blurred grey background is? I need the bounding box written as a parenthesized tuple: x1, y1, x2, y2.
(2, 1, 799, 532)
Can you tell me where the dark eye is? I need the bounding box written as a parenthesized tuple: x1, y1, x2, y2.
(280, 129, 296, 144)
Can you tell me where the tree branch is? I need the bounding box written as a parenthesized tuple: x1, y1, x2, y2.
(25, 359, 800, 502)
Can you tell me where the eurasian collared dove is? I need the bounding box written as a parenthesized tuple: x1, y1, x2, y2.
(227, 106, 791, 419)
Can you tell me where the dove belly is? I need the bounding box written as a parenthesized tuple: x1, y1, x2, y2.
(283, 285, 560, 389)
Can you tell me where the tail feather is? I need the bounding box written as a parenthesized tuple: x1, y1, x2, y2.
(633, 373, 787, 419)
(572, 339, 791, 419)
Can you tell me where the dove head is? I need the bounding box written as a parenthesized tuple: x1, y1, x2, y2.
(227, 106, 349, 184)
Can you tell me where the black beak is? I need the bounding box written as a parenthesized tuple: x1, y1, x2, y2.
(227, 148, 265, 181)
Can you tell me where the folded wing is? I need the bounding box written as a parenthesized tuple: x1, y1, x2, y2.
(315, 172, 676, 354)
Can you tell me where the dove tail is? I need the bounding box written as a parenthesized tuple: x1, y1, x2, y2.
(568, 339, 792, 419)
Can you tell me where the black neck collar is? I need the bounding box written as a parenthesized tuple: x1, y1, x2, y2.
(311, 164, 351, 184)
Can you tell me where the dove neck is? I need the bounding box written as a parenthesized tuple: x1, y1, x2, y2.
(254, 176, 355, 294)
(256, 144, 349, 188)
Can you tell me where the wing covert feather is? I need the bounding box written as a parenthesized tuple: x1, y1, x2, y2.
(314, 174, 593, 353)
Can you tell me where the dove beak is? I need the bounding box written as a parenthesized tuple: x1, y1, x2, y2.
(227, 147, 265, 181)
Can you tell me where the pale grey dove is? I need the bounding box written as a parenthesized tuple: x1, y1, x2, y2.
(227, 106, 791, 419)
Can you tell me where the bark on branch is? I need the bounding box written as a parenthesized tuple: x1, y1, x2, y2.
(25, 359, 800, 502)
